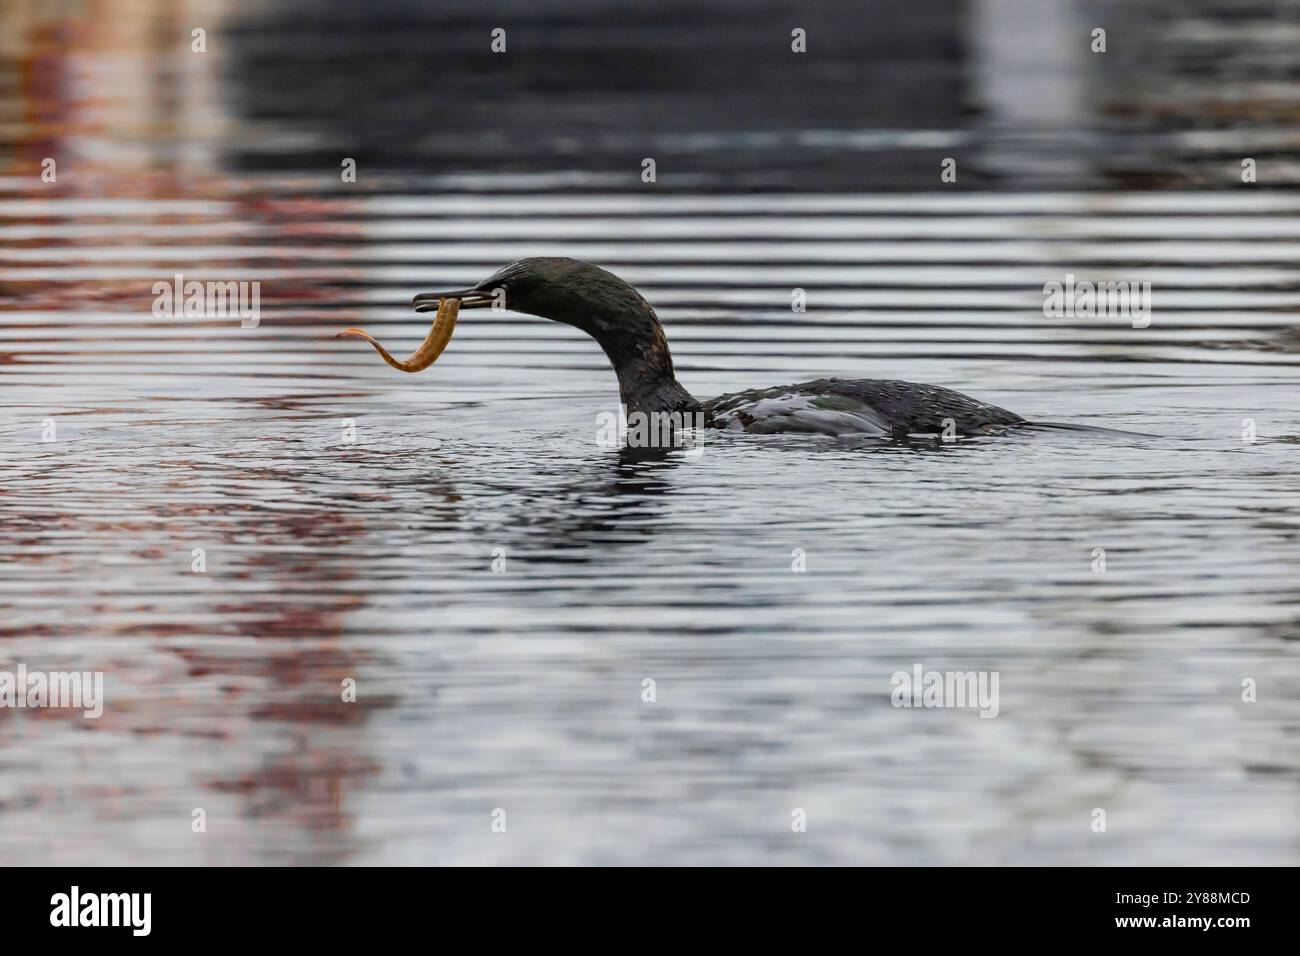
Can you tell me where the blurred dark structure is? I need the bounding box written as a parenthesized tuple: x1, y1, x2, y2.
(221, 0, 1300, 190)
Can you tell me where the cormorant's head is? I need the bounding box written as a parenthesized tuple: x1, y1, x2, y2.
(413, 257, 662, 350)
(338, 258, 688, 415)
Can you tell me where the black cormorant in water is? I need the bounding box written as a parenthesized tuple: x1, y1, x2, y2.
(338, 257, 1120, 439)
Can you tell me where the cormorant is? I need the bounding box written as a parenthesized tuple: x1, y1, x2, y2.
(338, 257, 1117, 439)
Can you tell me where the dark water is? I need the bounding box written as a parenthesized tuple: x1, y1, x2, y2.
(1, 1, 1299, 865)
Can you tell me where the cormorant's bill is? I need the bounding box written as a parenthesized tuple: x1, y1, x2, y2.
(412, 287, 496, 312)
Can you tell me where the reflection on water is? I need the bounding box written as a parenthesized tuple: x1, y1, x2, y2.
(1, 0, 1299, 865)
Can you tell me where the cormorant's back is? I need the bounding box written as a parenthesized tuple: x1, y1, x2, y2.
(706, 378, 1025, 437)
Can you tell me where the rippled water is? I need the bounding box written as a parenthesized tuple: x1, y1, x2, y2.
(3, 1, 1300, 865)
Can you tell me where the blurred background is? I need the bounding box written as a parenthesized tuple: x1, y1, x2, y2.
(5, 0, 1300, 190)
(1, 0, 1298, 866)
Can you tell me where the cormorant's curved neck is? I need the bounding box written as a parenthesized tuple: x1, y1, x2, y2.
(604, 345, 699, 418)
(570, 300, 700, 417)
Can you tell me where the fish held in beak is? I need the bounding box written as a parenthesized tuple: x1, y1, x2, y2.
(336, 296, 460, 373)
